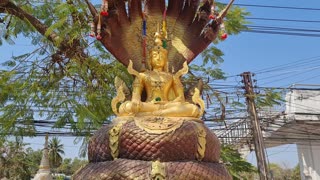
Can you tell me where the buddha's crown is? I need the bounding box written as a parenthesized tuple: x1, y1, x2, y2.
(150, 24, 168, 56)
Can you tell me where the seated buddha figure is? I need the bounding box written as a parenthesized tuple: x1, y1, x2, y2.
(113, 32, 204, 118)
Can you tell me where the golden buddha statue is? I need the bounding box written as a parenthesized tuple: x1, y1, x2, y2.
(112, 31, 204, 118)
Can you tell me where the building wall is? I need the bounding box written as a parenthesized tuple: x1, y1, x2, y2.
(286, 89, 320, 179)
(286, 89, 320, 115)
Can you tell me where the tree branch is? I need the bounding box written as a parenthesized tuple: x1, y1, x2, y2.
(0, 1, 59, 43)
(84, 0, 98, 17)
(0, 1, 89, 62)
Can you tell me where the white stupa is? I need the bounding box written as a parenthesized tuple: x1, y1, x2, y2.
(33, 134, 53, 180)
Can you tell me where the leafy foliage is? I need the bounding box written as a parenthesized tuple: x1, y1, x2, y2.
(0, 138, 32, 179)
(220, 145, 257, 179)
(224, 6, 250, 36)
(269, 163, 301, 180)
(0, 139, 85, 178)
(256, 89, 285, 107)
(57, 157, 88, 176)
(0, 4, 134, 137)
(25, 148, 43, 176)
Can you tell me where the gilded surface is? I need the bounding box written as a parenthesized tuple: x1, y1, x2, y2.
(112, 32, 205, 118)
(111, 77, 127, 116)
(109, 120, 128, 159)
(134, 116, 183, 134)
(195, 122, 207, 161)
(151, 161, 166, 180)
(192, 88, 205, 117)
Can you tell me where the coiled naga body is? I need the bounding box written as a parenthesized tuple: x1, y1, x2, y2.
(74, 0, 235, 179)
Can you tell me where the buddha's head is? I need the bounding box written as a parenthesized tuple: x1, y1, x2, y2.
(148, 31, 168, 72)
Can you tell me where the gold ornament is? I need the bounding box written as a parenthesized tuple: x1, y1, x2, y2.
(151, 161, 166, 180)
(195, 122, 207, 161)
(109, 120, 128, 159)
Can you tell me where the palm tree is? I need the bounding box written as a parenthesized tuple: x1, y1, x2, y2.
(48, 137, 65, 173)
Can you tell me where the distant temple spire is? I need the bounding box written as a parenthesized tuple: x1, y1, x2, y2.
(33, 134, 53, 180)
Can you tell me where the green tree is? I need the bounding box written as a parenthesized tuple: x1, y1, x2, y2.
(70, 158, 88, 174)
(269, 163, 301, 180)
(25, 147, 43, 176)
(57, 158, 73, 175)
(48, 137, 65, 172)
(0, 138, 31, 179)
(291, 165, 301, 180)
(57, 157, 88, 175)
(220, 145, 256, 179)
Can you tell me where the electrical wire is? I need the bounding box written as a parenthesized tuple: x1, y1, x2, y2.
(248, 25, 320, 33)
(246, 17, 320, 24)
(232, 3, 320, 11)
(242, 29, 320, 37)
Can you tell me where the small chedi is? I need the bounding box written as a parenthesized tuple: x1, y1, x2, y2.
(33, 135, 53, 180)
(74, 0, 234, 179)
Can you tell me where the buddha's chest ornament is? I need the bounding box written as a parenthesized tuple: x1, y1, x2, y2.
(146, 72, 170, 90)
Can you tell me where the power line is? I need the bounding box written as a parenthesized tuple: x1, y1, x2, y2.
(233, 3, 320, 11)
(253, 56, 320, 74)
(247, 17, 320, 23)
(248, 25, 320, 33)
(243, 29, 320, 37)
(258, 70, 320, 86)
(255, 57, 320, 74)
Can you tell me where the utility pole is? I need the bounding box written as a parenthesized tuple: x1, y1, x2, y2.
(241, 72, 269, 180)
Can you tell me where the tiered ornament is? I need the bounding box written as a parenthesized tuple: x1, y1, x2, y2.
(162, 9, 168, 48)
(220, 22, 228, 40)
(88, 15, 102, 40)
(96, 15, 102, 40)
(209, 4, 216, 20)
(100, 0, 109, 17)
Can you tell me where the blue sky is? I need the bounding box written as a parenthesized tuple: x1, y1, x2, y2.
(219, 0, 320, 86)
(1, 0, 320, 168)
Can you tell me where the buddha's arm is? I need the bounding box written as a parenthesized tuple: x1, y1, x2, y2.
(127, 60, 143, 103)
(131, 77, 143, 102)
(172, 77, 185, 102)
(172, 61, 188, 102)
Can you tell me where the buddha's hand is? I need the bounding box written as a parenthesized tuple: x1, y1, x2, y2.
(130, 100, 141, 113)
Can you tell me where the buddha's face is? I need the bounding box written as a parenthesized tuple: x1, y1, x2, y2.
(151, 50, 167, 69)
